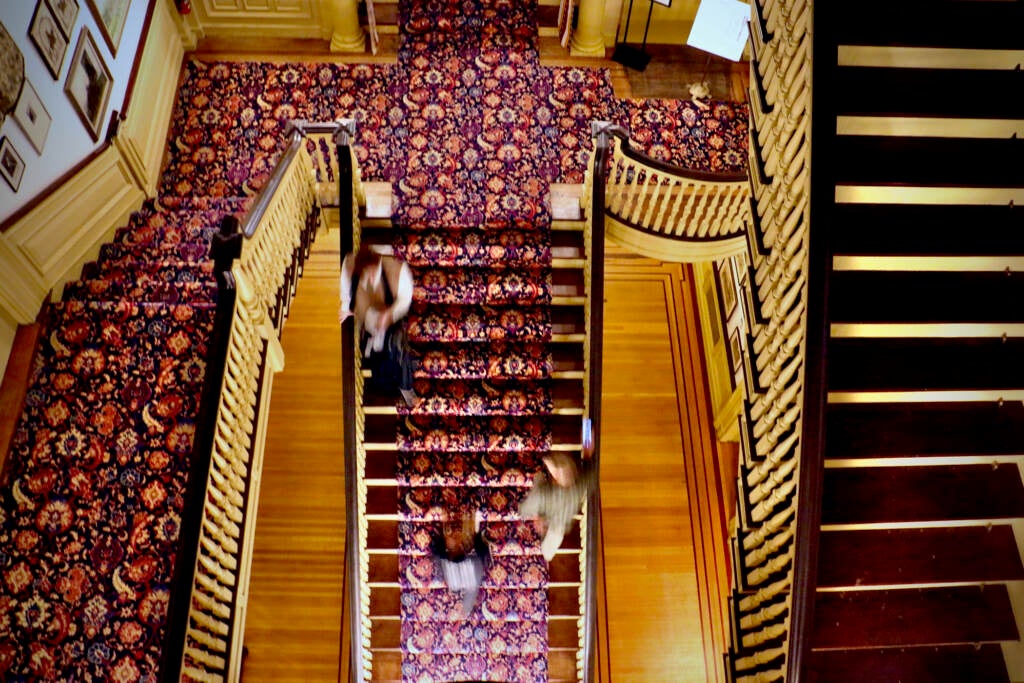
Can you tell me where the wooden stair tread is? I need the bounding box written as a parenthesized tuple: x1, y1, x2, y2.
(363, 411, 585, 445)
(367, 552, 581, 584)
(366, 518, 582, 550)
(828, 337, 1024, 392)
(822, 464, 1024, 525)
(818, 526, 1024, 587)
(370, 615, 580, 650)
(832, 2, 1024, 50)
(825, 402, 1024, 459)
(834, 136, 1024, 187)
(811, 585, 1019, 649)
(806, 644, 1010, 683)
(829, 271, 1024, 324)
(830, 204, 1024, 256)
(833, 66, 1024, 120)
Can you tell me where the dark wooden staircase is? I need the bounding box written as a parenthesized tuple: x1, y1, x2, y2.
(805, 1, 1024, 680)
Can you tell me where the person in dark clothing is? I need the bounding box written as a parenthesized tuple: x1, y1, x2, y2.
(430, 511, 491, 616)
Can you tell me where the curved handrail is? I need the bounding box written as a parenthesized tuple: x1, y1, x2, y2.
(599, 126, 750, 263)
(603, 124, 748, 184)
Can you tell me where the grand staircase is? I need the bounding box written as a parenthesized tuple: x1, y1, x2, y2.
(802, 1, 1024, 679)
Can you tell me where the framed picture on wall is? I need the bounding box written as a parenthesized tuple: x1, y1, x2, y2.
(47, 0, 79, 39)
(13, 80, 51, 154)
(0, 137, 26, 192)
(64, 28, 112, 141)
(29, 1, 69, 79)
(84, 0, 131, 56)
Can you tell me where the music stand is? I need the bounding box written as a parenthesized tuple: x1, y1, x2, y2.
(612, 0, 671, 72)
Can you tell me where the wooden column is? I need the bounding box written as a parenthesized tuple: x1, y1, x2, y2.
(327, 0, 366, 53)
(570, 0, 607, 57)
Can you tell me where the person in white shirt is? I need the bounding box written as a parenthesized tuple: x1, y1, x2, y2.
(340, 245, 417, 406)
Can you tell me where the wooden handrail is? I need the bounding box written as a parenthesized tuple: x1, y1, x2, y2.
(581, 120, 619, 683)
(601, 125, 748, 184)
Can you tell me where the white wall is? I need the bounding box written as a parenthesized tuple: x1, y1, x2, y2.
(0, 0, 151, 223)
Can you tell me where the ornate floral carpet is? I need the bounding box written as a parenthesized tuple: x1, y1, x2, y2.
(0, 1, 747, 678)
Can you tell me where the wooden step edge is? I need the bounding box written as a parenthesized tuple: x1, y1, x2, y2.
(822, 519, 1021, 532)
(828, 389, 1024, 404)
(552, 258, 585, 268)
(837, 45, 1024, 71)
(833, 255, 1024, 272)
(830, 322, 1024, 339)
(825, 454, 1024, 468)
(551, 296, 586, 306)
(364, 405, 585, 416)
(838, 115, 1024, 139)
(552, 219, 586, 231)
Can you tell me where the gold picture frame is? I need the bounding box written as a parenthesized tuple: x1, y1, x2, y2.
(64, 28, 112, 141)
(29, 1, 69, 79)
(83, 0, 131, 56)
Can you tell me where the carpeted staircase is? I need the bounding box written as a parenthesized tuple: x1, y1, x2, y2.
(0, 1, 748, 678)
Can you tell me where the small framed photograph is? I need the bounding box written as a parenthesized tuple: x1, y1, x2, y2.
(47, 0, 79, 39)
(84, 0, 131, 56)
(13, 81, 52, 154)
(64, 28, 113, 141)
(728, 328, 743, 374)
(717, 257, 738, 318)
(0, 137, 26, 192)
(29, 1, 69, 79)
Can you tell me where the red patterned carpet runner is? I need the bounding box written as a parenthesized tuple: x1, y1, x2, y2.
(0, 4, 747, 678)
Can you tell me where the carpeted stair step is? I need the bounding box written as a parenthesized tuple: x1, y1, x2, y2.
(834, 1, 1024, 50)
(370, 615, 579, 653)
(400, 586, 548, 621)
(99, 240, 213, 263)
(406, 303, 584, 342)
(817, 526, 1024, 588)
(806, 644, 1011, 683)
(377, 450, 544, 486)
(368, 651, 565, 683)
(366, 519, 581, 553)
(830, 204, 1024, 256)
(408, 341, 557, 380)
(399, 553, 576, 589)
(369, 547, 578, 583)
(371, 585, 579, 619)
(834, 136, 1024, 187)
(84, 258, 215, 283)
(822, 464, 1024, 525)
(61, 279, 218, 305)
(364, 412, 581, 449)
(115, 207, 228, 243)
(412, 267, 559, 305)
(830, 271, 1024, 324)
(153, 195, 255, 213)
(400, 618, 550, 655)
(828, 337, 1024, 393)
(398, 227, 554, 267)
(825, 402, 1024, 459)
(364, 377, 582, 416)
(812, 585, 1020, 649)
(388, 484, 532, 519)
(833, 66, 1024, 120)
(413, 340, 581, 380)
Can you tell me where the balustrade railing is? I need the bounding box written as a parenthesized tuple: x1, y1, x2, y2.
(162, 121, 347, 682)
(599, 128, 750, 262)
(724, 0, 813, 682)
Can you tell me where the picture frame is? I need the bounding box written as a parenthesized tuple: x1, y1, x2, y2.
(47, 0, 79, 39)
(64, 28, 112, 141)
(29, 1, 69, 79)
(715, 256, 738, 330)
(0, 137, 26, 192)
(13, 81, 51, 154)
(728, 327, 743, 374)
(83, 0, 131, 56)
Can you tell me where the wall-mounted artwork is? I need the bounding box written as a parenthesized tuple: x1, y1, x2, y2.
(47, 0, 80, 39)
(0, 137, 26, 192)
(14, 81, 52, 154)
(0, 21, 26, 128)
(84, 0, 131, 56)
(64, 28, 112, 141)
(29, 1, 69, 79)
